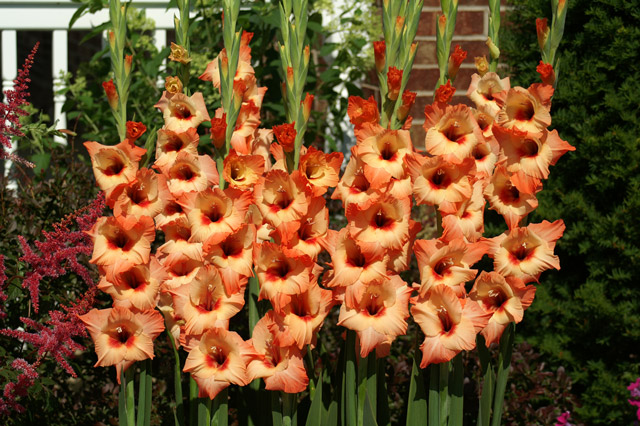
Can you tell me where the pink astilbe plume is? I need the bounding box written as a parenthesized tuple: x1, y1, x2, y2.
(0, 42, 39, 167)
(18, 192, 105, 312)
(0, 255, 7, 319)
(0, 358, 39, 416)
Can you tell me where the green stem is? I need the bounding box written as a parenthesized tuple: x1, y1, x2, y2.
(136, 359, 152, 426)
(168, 332, 185, 426)
(448, 354, 463, 426)
(356, 353, 368, 426)
(345, 330, 357, 426)
(282, 392, 297, 426)
(198, 397, 211, 426)
(190, 377, 199, 426)
(428, 363, 440, 426)
(272, 392, 283, 426)
(477, 335, 494, 426)
(490, 323, 515, 426)
(126, 367, 136, 426)
(212, 388, 228, 426)
(438, 362, 450, 426)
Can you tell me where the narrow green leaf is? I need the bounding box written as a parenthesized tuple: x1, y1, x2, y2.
(212, 388, 228, 426)
(428, 364, 439, 426)
(406, 357, 427, 426)
(272, 392, 283, 426)
(448, 354, 463, 426)
(198, 398, 211, 426)
(136, 361, 147, 426)
(345, 331, 357, 426)
(305, 371, 324, 426)
(490, 323, 515, 426)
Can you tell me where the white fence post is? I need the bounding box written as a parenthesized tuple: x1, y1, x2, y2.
(52, 29, 68, 145)
(2, 29, 18, 189)
(153, 29, 167, 88)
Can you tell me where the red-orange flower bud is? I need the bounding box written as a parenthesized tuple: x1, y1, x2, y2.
(536, 61, 556, 86)
(435, 80, 456, 104)
(373, 41, 386, 74)
(102, 79, 118, 110)
(438, 15, 447, 37)
(536, 18, 549, 51)
(398, 91, 417, 122)
(211, 114, 227, 149)
(126, 121, 147, 142)
(273, 122, 297, 152)
(286, 66, 294, 88)
(387, 67, 403, 101)
(241, 31, 254, 47)
(302, 93, 314, 122)
(124, 54, 133, 75)
(448, 45, 467, 81)
(347, 96, 379, 128)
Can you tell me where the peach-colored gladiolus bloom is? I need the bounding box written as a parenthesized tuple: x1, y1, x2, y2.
(247, 312, 309, 393)
(111, 168, 170, 219)
(354, 123, 413, 188)
(346, 195, 411, 251)
(98, 257, 165, 311)
(158, 253, 203, 290)
(469, 271, 535, 346)
(170, 266, 245, 337)
(252, 129, 274, 170)
(439, 180, 487, 243)
(223, 150, 265, 190)
(199, 45, 255, 90)
(179, 187, 252, 243)
(273, 281, 334, 350)
(387, 219, 421, 274)
(157, 217, 204, 265)
(405, 153, 475, 207)
(254, 170, 310, 229)
(424, 103, 485, 164)
(154, 128, 200, 170)
(84, 139, 146, 196)
(411, 284, 490, 368)
(332, 152, 382, 210)
(273, 196, 329, 260)
(466, 72, 511, 118)
(230, 99, 264, 153)
(203, 223, 256, 294)
(78, 306, 165, 383)
(338, 275, 412, 358)
(414, 237, 486, 298)
(157, 152, 219, 197)
(494, 84, 553, 134)
(322, 228, 388, 290)
(253, 242, 315, 313)
(89, 215, 155, 267)
(488, 220, 565, 283)
(470, 110, 500, 178)
(155, 199, 188, 229)
(298, 146, 343, 197)
(493, 126, 575, 194)
(157, 291, 183, 348)
(154, 91, 211, 133)
(183, 328, 253, 399)
(484, 164, 538, 229)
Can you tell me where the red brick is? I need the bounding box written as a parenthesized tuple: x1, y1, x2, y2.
(410, 124, 426, 144)
(422, 0, 492, 6)
(417, 10, 485, 37)
(406, 68, 440, 91)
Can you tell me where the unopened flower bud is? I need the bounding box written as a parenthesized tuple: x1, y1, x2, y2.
(169, 42, 191, 64)
(536, 18, 550, 51)
(448, 45, 467, 81)
(435, 80, 456, 104)
(486, 37, 500, 60)
(536, 61, 556, 85)
(211, 114, 227, 149)
(124, 54, 132, 75)
(397, 91, 416, 122)
(165, 76, 183, 94)
(387, 67, 403, 101)
(373, 41, 386, 74)
(102, 79, 119, 110)
(302, 93, 314, 122)
(438, 15, 447, 37)
(474, 56, 489, 76)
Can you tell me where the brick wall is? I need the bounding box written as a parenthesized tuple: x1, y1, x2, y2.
(364, 0, 494, 143)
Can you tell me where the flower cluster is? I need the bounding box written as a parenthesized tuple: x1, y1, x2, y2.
(629, 378, 640, 421)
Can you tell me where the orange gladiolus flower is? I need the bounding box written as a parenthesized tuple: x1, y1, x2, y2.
(273, 196, 329, 260)
(414, 237, 487, 298)
(397, 90, 417, 122)
(347, 96, 380, 129)
(203, 223, 256, 294)
(89, 215, 155, 267)
(158, 252, 203, 290)
(469, 271, 536, 346)
(154, 92, 211, 133)
(111, 168, 170, 219)
(155, 200, 188, 229)
(98, 257, 165, 311)
(253, 242, 315, 313)
(170, 266, 245, 337)
(494, 84, 553, 134)
(199, 44, 255, 90)
(536, 61, 555, 86)
(126, 121, 147, 142)
(448, 45, 467, 81)
(405, 154, 475, 207)
(247, 312, 309, 393)
(338, 275, 412, 358)
(84, 139, 146, 196)
(78, 306, 165, 383)
(411, 284, 490, 368)
(466, 72, 511, 118)
(254, 170, 310, 229)
(157, 152, 219, 197)
(346, 195, 411, 251)
(332, 153, 382, 209)
(439, 180, 487, 242)
(154, 128, 200, 170)
(435, 80, 456, 104)
(156, 217, 204, 264)
(179, 187, 252, 243)
(222, 150, 265, 191)
(487, 220, 565, 283)
(183, 328, 253, 399)
(484, 164, 539, 229)
(298, 146, 343, 197)
(354, 123, 413, 188)
(424, 103, 484, 164)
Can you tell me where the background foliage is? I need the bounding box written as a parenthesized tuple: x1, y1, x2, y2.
(502, 0, 640, 423)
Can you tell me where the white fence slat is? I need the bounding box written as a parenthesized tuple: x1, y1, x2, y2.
(52, 29, 68, 145)
(2, 30, 18, 189)
(153, 29, 167, 88)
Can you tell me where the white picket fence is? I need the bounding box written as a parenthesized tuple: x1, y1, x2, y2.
(0, 0, 182, 184)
